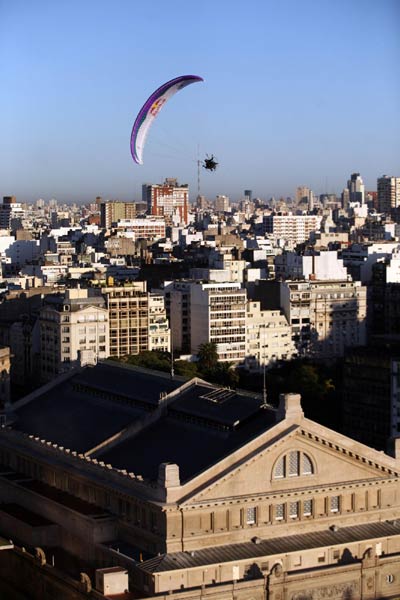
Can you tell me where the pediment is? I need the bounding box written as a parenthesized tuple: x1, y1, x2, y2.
(181, 420, 399, 504)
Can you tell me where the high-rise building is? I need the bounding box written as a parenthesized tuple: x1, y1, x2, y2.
(280, 279, 367, 358)
(0, 196, 24, 229)
(377, 175, 400, 213)
(215, 195, 230, 213)
(167, 281, 246, 363)
(39, 289, 109, 381)
(103, 283, 170, 357)
(100, 200, 136, 228)
(347, 173, 365, 205)
(295, 186, 314, 211)
(142, 178, 189, 225)
(244, 189, 252, 201)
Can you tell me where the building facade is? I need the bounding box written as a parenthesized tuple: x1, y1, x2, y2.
(39, 289, 109, 381)
(143, 178, 189, 225)
(0, 364, 400, 599)
(280, 279, 367, 358)
(100, 201, 136, 228)
(378, 175, 400, 213)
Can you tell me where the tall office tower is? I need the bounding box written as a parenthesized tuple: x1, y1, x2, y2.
(0, 196, 24, 229)
(341, 188, 350, 210)
(196, 194, 207, 210)
(244, 189, 252, 201)
(142, 178, 189, 225)
(39, 289, 109, 382)
(215, 194, 230, 212)
(100, 200, 136, 228)
(103, 283, 170, 357)
(295, 186, 314, 212)
(347, 173, 365, 205)
(377, 175, 400, 213)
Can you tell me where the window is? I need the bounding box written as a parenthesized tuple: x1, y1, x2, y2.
(289, 501, 299, 519)
(303, 499, 312, 516)
(275, 503, 285, 521)
(330, 496, 340, 513)
(289, 451, 299, 476)
(246, 507, 256, 525)
(273, 451, 314, 480)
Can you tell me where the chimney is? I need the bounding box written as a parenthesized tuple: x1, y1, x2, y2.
(277, 393, 304, 422)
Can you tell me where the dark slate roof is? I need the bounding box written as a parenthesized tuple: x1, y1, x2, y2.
(138, 520, 400, 573)
(12, 378, 145, 453)
(98, 408, 276, 483)
(74, 362, 182, 406)
(10, 362, 276, 482)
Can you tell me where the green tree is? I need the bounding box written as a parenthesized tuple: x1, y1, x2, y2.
(197, 342, 219, 373)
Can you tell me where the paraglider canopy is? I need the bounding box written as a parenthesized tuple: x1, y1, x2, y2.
(130, 75, 204, 165)
(203, 154, 218, 171)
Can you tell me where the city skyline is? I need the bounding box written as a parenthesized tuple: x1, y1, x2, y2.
(1, 0, 399, 203)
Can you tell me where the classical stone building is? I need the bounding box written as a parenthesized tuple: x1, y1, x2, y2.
(0, 362, 399, 599)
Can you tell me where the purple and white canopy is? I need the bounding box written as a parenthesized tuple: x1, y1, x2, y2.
(130, 75, 204, 165)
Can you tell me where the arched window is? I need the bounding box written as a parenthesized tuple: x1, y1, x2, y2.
(273, 451, 314, 479)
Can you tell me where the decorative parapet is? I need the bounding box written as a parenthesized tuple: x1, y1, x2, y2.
(0, 425, 160, 494)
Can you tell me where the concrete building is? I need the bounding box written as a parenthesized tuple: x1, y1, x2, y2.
(0, 196, 24, 230)
(378, 175, 400, 213)
(143, 178, 189, 225)
(39, 289, 109, 381)
(263, 214, 322, 246)
(215, 195, 230, 213)
(347, 172, 365, 205)
(295, 186, 314, 211)
(245, 301, 295, 371)
(104, 283, 170, 357)
(115, 218, 166, 241)
(342, 340, 400, 452)
(280, 279, 367, 358)
(166, 281, 247, 363)
(0, 362, 400, 599)
(275, 250, 348, 281)
(0, 346, 10, 411)
(100, 201, 136, 228)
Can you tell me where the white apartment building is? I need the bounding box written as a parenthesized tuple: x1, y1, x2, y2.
(39, 288, 109, 382)
(341, 242, 400, 283)
(148, 294, 171, 352)
(191, 282, 247, 363)
(245, 301, 295, 372)
(275, 250, 348, 281)
(263, 214, 322, 246)
(280, 279, 367, 359)
(115, 218, 166, 241)
(165, 281, 247, 363)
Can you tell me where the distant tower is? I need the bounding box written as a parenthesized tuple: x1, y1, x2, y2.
(244, 190, 252, 201)
(347, 173, 365, 205)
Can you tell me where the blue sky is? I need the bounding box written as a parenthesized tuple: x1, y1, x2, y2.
(0, 0, 399, 203)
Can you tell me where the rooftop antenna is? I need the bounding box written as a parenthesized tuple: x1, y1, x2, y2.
(261, 325, 268, 408)
(197, 143, 201, 199)
(170, 326, 174, 378)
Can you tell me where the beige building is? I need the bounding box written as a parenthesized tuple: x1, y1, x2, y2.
(39, 289, 109, 381)
(100, 200, 136, 228)
(104, 283, 170, 357)
(280, 279, 367, 358)
(0, 346, 10, 411)
(263, 214, 322, 246)
(245, 301, 296, 371)
(0, 363, 399, 599)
